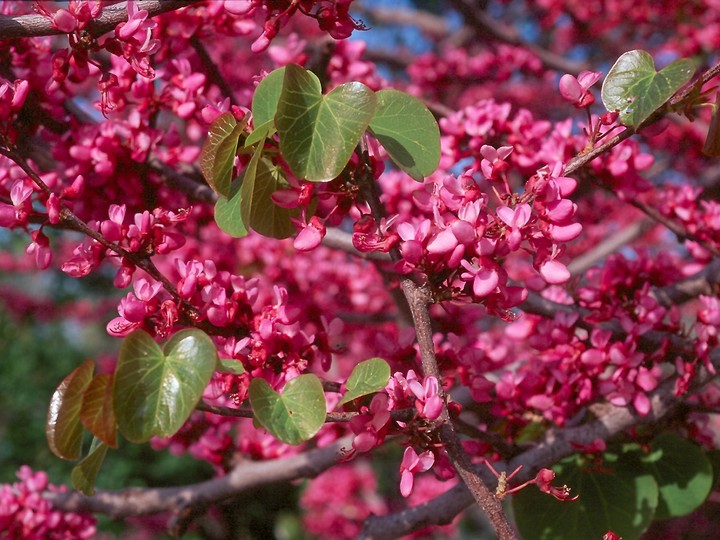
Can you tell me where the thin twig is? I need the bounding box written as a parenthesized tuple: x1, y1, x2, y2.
(567, 217, 654, 276)
(357, 144, 517, 538)
(357, 348, 720, 539)
(446, 0, 588, 75)
(45, 437, 353, 518)
(0, 0, 201, 40)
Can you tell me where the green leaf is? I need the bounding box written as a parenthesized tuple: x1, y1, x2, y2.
(339, 357, 391, 406)
(71, 438, 109, 496)
(217, 358, 246, 375)
(513, 451, 658, 540)
(252, 66, 287, 128)
(249, 374, 326, 445)
(240, 157, 297, 238)
(601, 50, 695, 127)
(275, 64, 376, 181)
(641, 432, 713, 519)
(214, 178, 248, 238)
(47, 359, 95, 460)
(113, 329, 218, 443)
(245, 119, 276, 148)
(200, 112, 246, 196)
(369, 89, 440, 181)
(80, 373, 117, 448)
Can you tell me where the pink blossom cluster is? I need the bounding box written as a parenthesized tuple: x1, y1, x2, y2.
(0, 466, 95, 539)
(488, 250, 698, 426)
(653, 184, 720, 260)
(220, 0, 363, 53)
(62, 205, 187, 283)
(408, 44, 545, 108)
(383, 158, 580, 317)
(300, 463, 387, 539)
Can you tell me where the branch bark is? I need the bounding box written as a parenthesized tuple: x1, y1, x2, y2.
(46, 437, 352, 518)
(357, 350, 720, 539)
(0, 1, 202, 40)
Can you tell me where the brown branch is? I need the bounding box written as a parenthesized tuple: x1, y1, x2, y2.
(46, 436, 352, 518)
(196, 401, 418, 424)
(190, 35, 239, 107)
(567, 217, 654, 276)
(357, 142, 517, 538)
(629, 197, 720, 258)
(0, 0, 202, 40)
(445, 0, 588, 75)
(357, 349, 720, 539)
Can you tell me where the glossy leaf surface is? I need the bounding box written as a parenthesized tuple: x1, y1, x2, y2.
(369, 89, 440, 181)
(339, 357, 391, 406)
(276, 64, 376, 181)
(114, 329, 217, 443)
(80, 373, 117, 448)
(602, 49, 694, 127)
(249, 374, 326, 445)
(47, 359, 95, 460)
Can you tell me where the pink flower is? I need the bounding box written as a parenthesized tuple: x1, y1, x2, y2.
(535, 468, 579, 501)
(559, 71, 602, 108)
(26, 230, 52, 270)
(480, 144, 513, 182)
(399, 447, 434, 497)
(294, 216, 326, 251)
(460, 257, 500, 297)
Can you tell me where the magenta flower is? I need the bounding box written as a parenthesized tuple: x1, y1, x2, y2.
(559, 71, 602, 108)
(534, 468, 579, 501)
(399, 447, 434, 497)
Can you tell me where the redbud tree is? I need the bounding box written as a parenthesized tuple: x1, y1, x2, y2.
(1, 1, 720, 539)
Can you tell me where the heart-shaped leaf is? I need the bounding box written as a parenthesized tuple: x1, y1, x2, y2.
(71, 438, 109, 496)
(339, 357, 391, 406)
(214, 178, 248, 238)
(200, 112, 247, 196)
(113, 329, 218, 443)
(249, 374, 326, 445)
(240, 157, 297, 238)
(47, 359, 95, 460)
(369, 89, 440, 181)
(80, 373, 117, 448)
(601, 50, 695, 127)
(250, 66, 287, 135)
(275, 64, 376, 181)
(642, 432, 713, 519)
(513, 450, 658, 540)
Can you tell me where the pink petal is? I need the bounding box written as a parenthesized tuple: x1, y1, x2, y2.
(417, 450, 435, 472)
(427, 228, 458, 255)
(577, 71, 602, 90)
(633, 392, 651, 416)
(473, 268, 499, 297)
(422, 395, 443, 420)
(549, 222, 582, 242)
(400, 469, 414, 497)
(559, 74, 583, 102)
(450, 219, 475, 244)
(539, 260, 570, 284)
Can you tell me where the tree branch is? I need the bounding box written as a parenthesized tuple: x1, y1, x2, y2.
(45, 437, 352, 518)
(357, 350, 720, 539)
(0, 0, 202, 40)
(357, 147, 517, 538)
(567, 217, 654, 276)
(445, 0, 588, 75)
